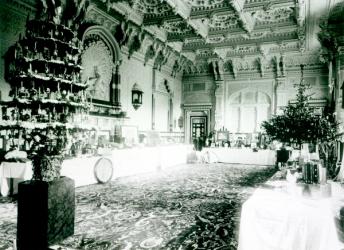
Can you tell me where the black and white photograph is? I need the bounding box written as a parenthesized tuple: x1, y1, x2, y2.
(0, 0, 344, 249)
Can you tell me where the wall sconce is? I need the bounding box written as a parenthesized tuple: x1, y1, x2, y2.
(132, 83, 143, 110)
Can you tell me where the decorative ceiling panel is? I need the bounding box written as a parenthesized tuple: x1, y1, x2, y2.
(133, 0, 173, 15)
(253, 7, 294, 24)
(89, 0, 315, 70)
(209, 13, 238, 29)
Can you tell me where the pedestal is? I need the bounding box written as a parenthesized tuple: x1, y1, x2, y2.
(17, 176, 75, 250)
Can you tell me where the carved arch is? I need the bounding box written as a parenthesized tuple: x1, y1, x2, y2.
(82, 25, 122, 64)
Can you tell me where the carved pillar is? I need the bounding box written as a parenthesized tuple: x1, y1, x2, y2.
(214, 80, 225, 130)
(112, 64, 121, 110)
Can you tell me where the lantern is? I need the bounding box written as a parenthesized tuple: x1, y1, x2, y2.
(132, 83, 143, 110)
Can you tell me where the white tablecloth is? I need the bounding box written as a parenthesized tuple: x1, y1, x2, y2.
(238, 184, 343, 250)
(202, 148, 276, 165)
(0, 144, 193, 196)
(0, 162, 33, 197)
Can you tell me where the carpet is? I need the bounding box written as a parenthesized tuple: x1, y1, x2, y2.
(0, 163, 276, 249)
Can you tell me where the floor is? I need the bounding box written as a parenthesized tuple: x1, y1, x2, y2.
(0, 163, 276, 250)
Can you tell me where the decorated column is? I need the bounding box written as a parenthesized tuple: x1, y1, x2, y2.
(112, 63, 121, 110)
(209, 59, 225, 130)
(214, 81, 225, 130)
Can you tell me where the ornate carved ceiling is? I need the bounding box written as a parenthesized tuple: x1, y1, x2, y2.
(14, 0, 325, 76)
(91, 0, 309, 70)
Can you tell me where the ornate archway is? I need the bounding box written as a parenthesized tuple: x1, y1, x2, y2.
(81, 25, 122, 106)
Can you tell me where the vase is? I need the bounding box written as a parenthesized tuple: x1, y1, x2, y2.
(17, 176, 75, 250)
(32, 155, 62, 182)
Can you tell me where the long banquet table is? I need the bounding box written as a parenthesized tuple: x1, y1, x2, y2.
(238, 181, 344, 250)
(201, 147, 276, 165)
(0, 144, 193, 196)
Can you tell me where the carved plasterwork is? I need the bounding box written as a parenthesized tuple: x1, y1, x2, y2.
(241, 31, 268, 40)
(209, 13, 238, 29)
(187, 0, 224, 7)
(132, 0, 172, 15)
(196, 49, 215, 58)
(162, 20, 192, 33)
(253, 7, 294, 23)
(86, 6, 119, 32)
(183, 61, 209, 75)
(185, 37, 204, 43)
(171, 55, 187, 77)
(209, 59, 224, 80)
(68, 0, 317, 77)
(82, 39, 113, 102)
(144, 42, 158, 65)
(207, 35, 226, 44)
(283, 54, 322, 68)
(213, 48, 228, 60)
(154, 45, 172, 70)
(257, 56, 268, 77)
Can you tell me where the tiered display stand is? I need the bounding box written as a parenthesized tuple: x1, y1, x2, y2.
(1, 8, 91, 248)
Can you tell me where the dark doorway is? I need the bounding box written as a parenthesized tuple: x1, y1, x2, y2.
(191, 116, 207, 150)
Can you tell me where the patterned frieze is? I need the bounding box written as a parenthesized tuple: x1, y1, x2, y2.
(195, 48, 216, 59)
(283, 53, 323, 68)
(183, 61, 209, 75)
(183, 30, 299, 52)
(253, 7, 295, 24)
(189, 1, 231, 16)
(183, 51, 325, 77)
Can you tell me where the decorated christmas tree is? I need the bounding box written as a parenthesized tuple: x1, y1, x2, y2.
(0, 0, 93, 182)
(261, 65, 337, 147)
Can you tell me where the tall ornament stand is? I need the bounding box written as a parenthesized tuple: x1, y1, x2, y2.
(0, 2, 91, 249)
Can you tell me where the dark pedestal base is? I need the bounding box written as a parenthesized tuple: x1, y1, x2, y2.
(17, 176, 75, 250)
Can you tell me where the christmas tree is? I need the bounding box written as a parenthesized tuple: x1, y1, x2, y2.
(0, 0, 93, 181)
(262, 65, 337, 147)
